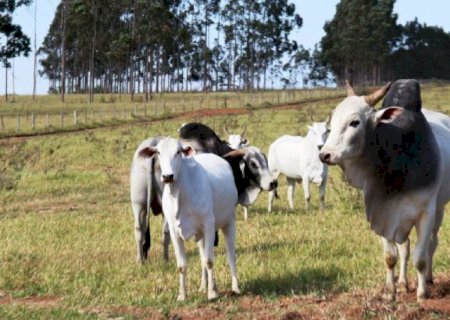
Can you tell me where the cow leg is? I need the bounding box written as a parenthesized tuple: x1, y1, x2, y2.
(397, 239, 410, 294)
(381, 237, 398, 302)
(203, 221, 219, 300)
(168, 226, 188, 301)
(318, 180, 327, 210)
(286, 177, 296, 210)
(243, 206, 249, 220)
(426, 206, 444, 284)
(268, 172, 279, 213)
(132, 203, 149, 263)
(222, 220, 240, 295)
(414, 208, 435, 302)
(162, 217, 170, 261)
(197, 238, 207, 293)
(301, 177, 311, 210)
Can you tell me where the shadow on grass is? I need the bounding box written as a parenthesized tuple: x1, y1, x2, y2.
(244, 265, 347, 297)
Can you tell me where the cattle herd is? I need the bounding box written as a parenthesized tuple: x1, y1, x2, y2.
(130, 79, 450, 303)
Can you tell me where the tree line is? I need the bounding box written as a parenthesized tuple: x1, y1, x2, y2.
(2, 0, 450, 101)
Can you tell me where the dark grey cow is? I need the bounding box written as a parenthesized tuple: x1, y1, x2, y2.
(319, 79, 450, 302)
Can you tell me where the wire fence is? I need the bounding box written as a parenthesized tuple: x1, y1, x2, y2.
(0, 89, 345, 137)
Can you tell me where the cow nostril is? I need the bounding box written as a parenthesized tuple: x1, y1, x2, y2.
(162, 174, 174, 182)
(319, 153, 331, 163)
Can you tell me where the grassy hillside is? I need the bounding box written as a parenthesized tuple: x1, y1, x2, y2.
(0, 84, 450, 318)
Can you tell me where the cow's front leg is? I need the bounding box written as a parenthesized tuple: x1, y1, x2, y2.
(286, 177, 296, 210)
(223, 220, 240, 294)
(169, 227, 187, 301)
(381, 237, 398, 302)
(397, 239, 410, 294)
(414, 210, 435, 302)
(301, 177, 311, 210)
(162, 217, 170, 261)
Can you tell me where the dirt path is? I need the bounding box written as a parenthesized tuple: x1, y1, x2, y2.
(0, 96, 343, 145)
(2, 275, 450, 319)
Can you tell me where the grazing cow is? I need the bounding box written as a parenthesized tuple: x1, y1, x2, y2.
(130, 137, 170, 263)
(179, 122, 277, 209)
(138, 137, 240, 301)
(268, 119, 329, 212)
(319, 79, 450, 302)
(224, 125, 249, 149)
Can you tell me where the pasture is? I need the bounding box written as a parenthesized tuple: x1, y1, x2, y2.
(1, 84, 450, 319)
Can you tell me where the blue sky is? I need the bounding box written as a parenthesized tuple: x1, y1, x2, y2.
(3, 0, 450, 95)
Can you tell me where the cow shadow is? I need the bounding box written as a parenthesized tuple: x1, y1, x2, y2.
(243, 265, 346, 296)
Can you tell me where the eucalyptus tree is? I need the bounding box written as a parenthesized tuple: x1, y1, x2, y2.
(0, 0, 32, 101)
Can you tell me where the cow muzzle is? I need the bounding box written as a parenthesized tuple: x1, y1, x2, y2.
(162, 174, 174, 183)
(319, 151, 335, 165)
(268, 180, 278, 191)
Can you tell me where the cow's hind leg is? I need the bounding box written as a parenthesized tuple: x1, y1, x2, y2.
(301, 177, 311, 210)
(197, 238, 207, 293)
(203, 220, 219, 300)
(132, 203, 149, 263)
(397, 239, 410, 294)
(222, 219, 240, 295)
(318, 179, 327, 210)
(381, 237, 398, 302)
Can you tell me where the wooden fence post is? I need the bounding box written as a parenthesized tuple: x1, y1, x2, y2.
(144, 104, 147, 116)
(154, 102, 157, 115)
(0, 115, 4, 131)
(16, 114, 20, 131)
(182, 97, 185, 111)
(84, 109, 88, 124)
(73, 111, 77, 126)
(91, 109, 94, 123)
(31, 113, 36, 130)
(46, 113, 49, 128)
(163, 99, 166, 113)
(60, 112, 64, 128)
(134, 105, 137, 117)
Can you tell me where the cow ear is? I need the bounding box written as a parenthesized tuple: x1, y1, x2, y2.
(138, 146, 157, 158)
(375, 107, 404, 124)
(182, 145, 196, 156)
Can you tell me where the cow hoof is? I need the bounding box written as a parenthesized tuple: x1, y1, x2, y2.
(198, 285, 207, 293)
(233, 288, 241, 295)
(177, 293, 186, 302)
(417, 291, 428, 303)
(426, 279, 434, 285)
(208, 290, 219, 300)
(398, 282, 409, 294)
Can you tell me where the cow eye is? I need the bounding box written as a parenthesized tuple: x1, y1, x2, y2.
(349, 120, 360, 128)
(250, 161, 258, 169)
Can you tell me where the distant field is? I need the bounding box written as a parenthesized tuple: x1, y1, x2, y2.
(1, 84, 450, 319)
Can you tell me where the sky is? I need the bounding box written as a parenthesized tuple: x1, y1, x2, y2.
(2, 0, 450, 95)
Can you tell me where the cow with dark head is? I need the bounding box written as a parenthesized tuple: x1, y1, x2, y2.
(178, 122, 277, 207)
(319, 79, 450, 302)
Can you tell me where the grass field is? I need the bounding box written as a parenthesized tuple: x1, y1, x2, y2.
(1, 84, 450, 319)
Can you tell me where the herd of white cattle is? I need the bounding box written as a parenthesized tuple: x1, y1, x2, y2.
(130, 79, 450, 303)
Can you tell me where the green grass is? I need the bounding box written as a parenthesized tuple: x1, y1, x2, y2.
(1, 84, 450, 318)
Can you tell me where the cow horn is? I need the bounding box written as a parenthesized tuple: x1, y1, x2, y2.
(223, 148, 246, 158)
(241, 124, 247, 136)
(310, 114, 315, 122)
(325, 113, 331, 124)
(224, 125, 230, 135)
(345, 80, 356, 97)
(364, 82, 392, 107)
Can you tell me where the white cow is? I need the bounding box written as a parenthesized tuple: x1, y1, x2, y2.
(225, 125, 249, 149)
(319, 79, 450, 302)
(130, 137, 170, 263)
(268, 120, 329, 212)
(138, 137, 240, 301)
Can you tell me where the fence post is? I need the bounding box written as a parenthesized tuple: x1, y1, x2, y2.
(60, 112, 64, 128)
(91, 109, 94, 123)
(144, 104, 147, 116)
(163, 99, 166, 113)
(0, 115, 4, 131)
(134, 105, 137, 117)
(16, 114, 20, 131)
(73, 110, 77, 126)
(182, 97, 185, 111)
(31, 113, 36, 130)
(46, 113, 49, 128)
(224, 97, 227, 108)
(122, 106, 126, 119)
(154, 102, 157, 115)
(84, 109, 88, 124)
